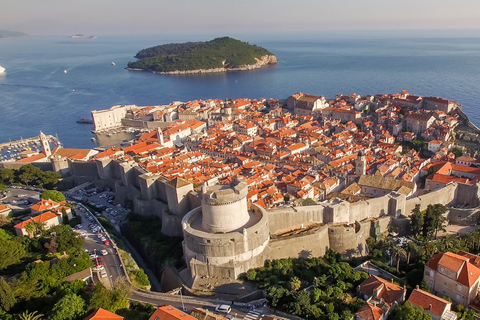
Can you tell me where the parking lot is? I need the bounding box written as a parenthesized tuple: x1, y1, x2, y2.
(66, 188, 129, 227)
(0, 186, 42, 209)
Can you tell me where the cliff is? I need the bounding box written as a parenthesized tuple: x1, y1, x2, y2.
(152, 54, 277, 75)
(127, 36, 277, 74)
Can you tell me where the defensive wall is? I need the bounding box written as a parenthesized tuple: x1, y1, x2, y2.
(51, 156, 480, 282)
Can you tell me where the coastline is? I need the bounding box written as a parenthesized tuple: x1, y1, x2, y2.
(126, 54, 277, 75)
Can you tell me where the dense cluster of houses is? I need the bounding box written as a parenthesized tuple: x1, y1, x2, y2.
(85, 90, 477, 209)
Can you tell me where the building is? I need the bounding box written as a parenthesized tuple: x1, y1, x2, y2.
(405, 113, 435, 134)
(357, 275, 407, 305)
(148, 306, 196, 320)
(14, 211, 62, 237)
(322, 107, 361, 122)
(424, 251, 480, 306)
(355, 275, 406, 320)
(287, 93, 328, 115)
(355, 301, 388, 320)
(358, 175, 415, 198)
(423, 97, 458, 114)
(408, 288, 457, 320)
(84, 308, 123, 320)
(29, 199, 61, 214)
(0, 204, 11, 217)
(91, 105, 133, 132)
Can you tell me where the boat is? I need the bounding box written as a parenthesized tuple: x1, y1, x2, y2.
(111, 62, 115, 66)
(64, 70, 67, 73)
(91, 137, 96, 142)
(76, 116, 94, 124)
(106, 133, 112, 137)
(0, 65, 5, 73)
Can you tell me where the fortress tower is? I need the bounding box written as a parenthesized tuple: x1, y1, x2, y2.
(200, 177, 249, 233)
(182, 177, 269, 279)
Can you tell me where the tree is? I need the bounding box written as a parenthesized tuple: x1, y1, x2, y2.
(390, 301, 433, 320)
(89, 283, 129, 313)
(0, 184, 7, 193)
(17, 165, 43, 186)
(410, 204, 424, 238)
(419, 279, 430, 293)
(0, 278, 16, 311)
(0, 169, 15, 185)
(289, 276, 301, 291)
(37, 171, 61, 188)
(0, 238, 26, 269)
(18, 311, 44, 320)
(49, 225, 84, 253)
(50, 293, 85, 320)
(24, 221, 46, 237)
(40, 190, 65, 203)
(423, 204, 448, 239)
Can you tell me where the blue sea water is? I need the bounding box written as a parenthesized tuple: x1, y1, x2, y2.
(1, 34, 480, 148)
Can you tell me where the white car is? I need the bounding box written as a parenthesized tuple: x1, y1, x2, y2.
(100, 249, 108, 256)
(94, 265, 104, 271)
(100, 270, 108, 278)
(89, 254, 98, 259)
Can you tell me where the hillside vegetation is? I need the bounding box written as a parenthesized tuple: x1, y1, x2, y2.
(127, 36, 275, 72)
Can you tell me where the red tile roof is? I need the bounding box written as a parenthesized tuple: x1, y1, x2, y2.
(355, 302, 384, 320)
(357, 275, 406, 304)
(148, 306, 196, 320)
(408, 289, 450, 318)
(14, 211, 59, 230)
(84, 308, 123, 320)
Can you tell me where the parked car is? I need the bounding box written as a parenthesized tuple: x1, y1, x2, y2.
(100, 249, 108, 256)
(215, 305, 231, 313)
(100, 270, 108, 278)
(103, 240, 110, 245)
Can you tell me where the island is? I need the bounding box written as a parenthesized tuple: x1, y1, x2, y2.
(126, 36, 277, 74)
(0, 29, 29, 39)
(69, 34, 97, 39)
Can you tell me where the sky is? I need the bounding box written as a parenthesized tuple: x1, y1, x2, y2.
(3, 0, 480, 37)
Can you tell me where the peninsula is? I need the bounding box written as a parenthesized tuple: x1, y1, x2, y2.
(0, 29, 29, 39)
(126, 36, 277, 74)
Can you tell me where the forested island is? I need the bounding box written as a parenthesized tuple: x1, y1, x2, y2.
(0, 30, 29, 39)
(127, 36, 277, 74)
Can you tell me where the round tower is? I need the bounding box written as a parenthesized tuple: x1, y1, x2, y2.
(200, 177, 249, 233)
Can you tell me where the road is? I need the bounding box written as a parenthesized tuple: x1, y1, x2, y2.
(130, 290, 271, 320)
(73, 204, 125, 287)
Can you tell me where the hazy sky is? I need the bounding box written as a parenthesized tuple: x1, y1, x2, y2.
(3, 0, 480, 36)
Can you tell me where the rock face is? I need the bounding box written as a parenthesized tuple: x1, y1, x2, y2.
(146, 54, 277, 75)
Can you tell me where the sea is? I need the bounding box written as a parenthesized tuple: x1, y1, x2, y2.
(1, 33, 480, 149)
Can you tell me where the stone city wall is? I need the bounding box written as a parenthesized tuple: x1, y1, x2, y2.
(448, 207, 480, 226)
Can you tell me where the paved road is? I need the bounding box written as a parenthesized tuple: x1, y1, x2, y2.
(74, 204, 125, 286)
(130, 290, 270, 320)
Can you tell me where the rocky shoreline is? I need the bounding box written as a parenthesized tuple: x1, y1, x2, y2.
(127, 54, 277, 75)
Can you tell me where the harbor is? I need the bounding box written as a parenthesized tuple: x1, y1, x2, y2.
(0, 134, 58, 162)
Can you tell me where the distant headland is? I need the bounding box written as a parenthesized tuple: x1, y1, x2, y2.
(126, 36, 277, 75)
(0, 30, 29, 39)
(69, 34, 98, 39)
